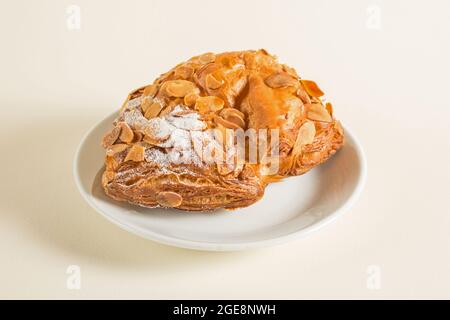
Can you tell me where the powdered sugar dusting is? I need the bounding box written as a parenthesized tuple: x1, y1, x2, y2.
(121, 104, 211, 168)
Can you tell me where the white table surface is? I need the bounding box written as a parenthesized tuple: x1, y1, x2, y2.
(1, 0, 449, 299)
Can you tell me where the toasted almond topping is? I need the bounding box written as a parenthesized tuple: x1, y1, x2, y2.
(143, 135, 160, 146)
(164, 80, 197, 98)
(195, 96, 225, 113)
(223, 114, 245, 128)
(282, 64, 299, 78)
(265, 72, 298, 88)
(102, 171, 115, 186)
(106, 156, 120, 170)
(118, 122, 134, 143)
(214, 115, 241, 129)
(124, 145, 145, 162)
(141, 97, 154, 113)
(102, 126, 121, 148)
(297, 87, 311, 104)
(292, 121, 316, 154)
(143, 118, 172, 141)
(306, 103, 332, 122)
(143, 84, 157, 97)
(220, 107, 245, 121)
(133, 131, 143, 143)
(300, 80, 324, 97)
(198, 52, 216, 64)
(156, 191, 183, 207)
(184, 92, 199, 107)
(205, 73, 223, 89)
(106, 143, 129, 156)
(159, 105, 173, 117)
(325, 102, 333, 116)
(175, 66, 194, 79)
(144, 102, 163, 119)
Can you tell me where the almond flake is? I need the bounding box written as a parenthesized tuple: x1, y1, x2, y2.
(292, 121, 316, 154)
(300, 80, 324, 97)
(118, 122, 134, 143)
(141, 97, 154, 113)
(184, 92, 200, 107)
(325, 102, 333, 116)
(156, 191, 183, 207)
(195, 96, 224, 113)
(265, 72, 298, 88)
(143, 84, 157, 97)
(306, 103, 332, 122)
(198, 52, 216, 64)
(214, 115, 240, 129)
(102, 171, 115, 185)
(102, 126, 121, 148)
(220, 108, 245, 121)
(124, 145, 145, 162)
(106, 143, 129, 156)
(164, 80, 197, 98)
(223, 114, 245, 128)
(205, 73, 223, 89)
(144, 102, 163, 119)
(175, 66, 194, 79)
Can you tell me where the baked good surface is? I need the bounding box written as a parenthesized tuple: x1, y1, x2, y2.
(101, 49, 344, 211)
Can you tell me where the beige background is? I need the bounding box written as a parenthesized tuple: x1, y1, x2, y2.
(1, 0, 449, 299)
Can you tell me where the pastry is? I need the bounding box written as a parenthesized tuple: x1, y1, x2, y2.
(101, 50, 344, 211)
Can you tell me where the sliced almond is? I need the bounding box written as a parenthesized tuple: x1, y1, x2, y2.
(124, 145, 145, 162)
(144, 118, 172, 141)
(223, 114, 245, 128)
(118, 122, 134, 143)
(306, 103, 332, 122)
(214, 115, 241, 129)
(102, 126, 121, 148)
(102, 171, 115, 186)
(325, 102, 333, 116)
(141, 97, 154, 113)
(164, 80, 197, 98)
(282, 64, 299, 78)
(159, 105, 173, 117)
(106, 156, 120, 171)
(175, 66, 194, 79)
(292, 121, 316, 154)
(144, 101, 163, 119)
(143, 84, 157, 97)
(184, 92, 199, 107)
(220, 108, 245, 121)
(106, 143, 129, 156)
(195, 96, 224, 113)
(198, 52, 216, 64)
(205, 73, 223, 89)
(265, 72, 298, 88)
(133, 131, 143, 143)
(300, 80, 324, 97)
(297, 87, 311, 104)
(156, 191, 183, 207)
(143, 135, 162, 146)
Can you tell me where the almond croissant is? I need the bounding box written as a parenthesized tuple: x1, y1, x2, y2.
(101, 50, 344, 211)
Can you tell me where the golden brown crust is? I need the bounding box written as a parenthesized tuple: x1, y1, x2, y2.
(101, 49, 344, 211)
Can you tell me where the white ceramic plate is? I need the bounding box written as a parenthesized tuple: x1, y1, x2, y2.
(73, 112, 366, 251)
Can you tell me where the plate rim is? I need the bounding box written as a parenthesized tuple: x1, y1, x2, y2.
(73, 112, 367, 251)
